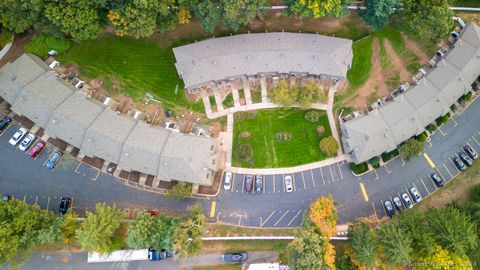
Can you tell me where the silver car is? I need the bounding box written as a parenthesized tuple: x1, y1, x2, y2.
(401, 193, 413, 209)
(284, 175, 293, 192)
(410, 187, 422, 203)
(223, 172, 232, 191)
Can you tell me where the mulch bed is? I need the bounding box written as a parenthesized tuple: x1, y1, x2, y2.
(81, 155, 104, 169)
(197, 170, 222, 195)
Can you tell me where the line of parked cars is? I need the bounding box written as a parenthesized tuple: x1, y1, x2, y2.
(223, 173, 294, 193)
(384, 144, 478, 218)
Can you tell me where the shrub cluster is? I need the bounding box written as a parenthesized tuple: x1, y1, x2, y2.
(349, 162, 369, 175)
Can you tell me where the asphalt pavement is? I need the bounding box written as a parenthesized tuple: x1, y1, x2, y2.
(0, 99, 479, 228)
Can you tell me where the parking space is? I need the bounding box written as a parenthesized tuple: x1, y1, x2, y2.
(274, 174, 283, 193)
(302, 170, 315, 189)
(311, 168, 324, 186)
(75, 162, 101, 181)
(233, 173, 244, 193)
(293, 172, 304, 191)
(264, 174, 274, 194)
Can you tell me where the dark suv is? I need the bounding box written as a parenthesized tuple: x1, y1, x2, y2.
(0, 116, 11, 131)
(459, 152, 473, 166)
(464, 145, 478, 160)
(453, 157, 466, 171)
(430, 172, 444, 187)
(245, 175, 253, 193)
(221, 253, 248, 263)
(255, 175, 263, 193)
(59, 197, 71, 215)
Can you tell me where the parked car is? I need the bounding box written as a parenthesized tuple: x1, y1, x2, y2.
(221, 253, 248, 263)
(224, 172, 232, 191)
(149, 249, 173, 261)
(27, 141, 45, 158)
(284, 175, 293, 192)
(0, 116, 11, 131)
(148, 210, 159, 217)
(459, 152, 473, 166)
(255, 175, 263, 193)
(18, 133, 35, 151)
(1, 194, 11, 203)
(453, 157, 466, 171)
(401, 193, 413, 209)
(464, 145, 478, 160)
(46, 150, 62, 170)
(430, 172, 444, 187)
(393, 197, 403, 211)
(410, 187, 422, 203)
(8, 127, 27, 146)
(384, 200, 394, 218)
(59, 197, 71, 215)
(245, 174, 253, 193)
(106, 163, 116, 174)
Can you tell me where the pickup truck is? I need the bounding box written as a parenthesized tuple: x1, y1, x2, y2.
(221, 253, 248, 263)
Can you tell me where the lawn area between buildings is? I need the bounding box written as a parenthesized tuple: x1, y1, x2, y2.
(56, 35, 204, 112)
(205, 224, 295, 237)
(232, 108, 332, 168)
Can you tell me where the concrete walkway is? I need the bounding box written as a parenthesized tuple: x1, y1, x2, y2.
(260, 76, 268, 103)
(327, 84, 344, 156)
(243, 78, 253, 106)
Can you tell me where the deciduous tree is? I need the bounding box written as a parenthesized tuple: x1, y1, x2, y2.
(308, 196, 337, 238)
(60, 212, 79, 244)
(173, 204, 206, 256)
(0, 0, 45, 33)
(127, 212, 177, 250)
(319, 136, 339, 157)
(378, 222, 412, 265)
(414, 245, 473, 270)
(167, 182, 193, 200)
(360, 0, 400, 30)
(286, 0, 347, 19)
(298, 81, 324, 107)
(75, 203, 125, 253)
(399, 138, 423, 161)
(270, 81, 298, 107)
(177, 6, 191, 25)
(221, 0, 269, 31)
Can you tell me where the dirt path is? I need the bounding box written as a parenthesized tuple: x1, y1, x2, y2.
(383, 39, 411, 83)
(350, 39, 388, 110)
(402, 34, 430, 65)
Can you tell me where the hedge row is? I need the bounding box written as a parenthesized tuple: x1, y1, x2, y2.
(382, 149, 400, 163)
(349, 162, 369, 175)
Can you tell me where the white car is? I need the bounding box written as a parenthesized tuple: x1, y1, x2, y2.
(18, 133, 35, 151)
(223, 172, 232, 191)
(8, 127, 27, 146)
(410, 187, 422, 203)
(284, 175, 293, 192)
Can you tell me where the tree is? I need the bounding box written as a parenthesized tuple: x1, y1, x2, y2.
(44, 0, 106, 41)
(349, 221, 377, 268)
(221, 0, 269, 31)
(378, 222, 412, 265)
(270, 81, 298, 107)
(305, 110, 320, 123)
(184, 0, 222, 33)
(414, 245, 473, 270)
(399, 138, 423, 161)
(0, 0, 45, 33)
(360, 0, 400, 30)
(298, 81, 324, 107)
(319, 136, 339, 157)
(426, 207, 478, 256)
(395, 0, 453, 42)
(395, 210, 436, 256)
(288, 218, 335, 270)
(0, 199, 55, 265)
(173, 204, 206, 256)
(127, 212, 177, 250)
(75, 203, 125, 253)
(167, 182, 193, 200)
(177, 6, 191, 25)
(308, 196, 337, 238)
(60, 212, 79, 244)
(286, 0, 347, 19)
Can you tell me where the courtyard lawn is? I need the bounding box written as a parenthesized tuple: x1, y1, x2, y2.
(56, 34, 203, 112)
(232, 108, 332, 168)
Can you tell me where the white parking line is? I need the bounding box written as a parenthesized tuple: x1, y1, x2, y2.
(260, 211, 276, 227)
(328, 165, 335, 182)
(274, 210, 290, 226)
(424, 176, 438, 191)
(472, 135, 480, 146)
(320, 168, 326, 185)
(449, 157, 461, 174)
(310, 170, 316, 188)
(0, 122, 13, 137)
(337, 163, 343, 180)
(230, 173, 235, 193)
(420, 178, 431, 194)
(288, 210, 303, 226)
(442, 162, 454, 178)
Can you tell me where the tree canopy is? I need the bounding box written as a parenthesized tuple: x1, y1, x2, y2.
(172, 204, 206, 257)
(286, 0, 348, 19)
(270, 81, 298, 107)
(378, 222, 412, 265)
(319, 136, 339, 157)
(399, 138, 424, 161)
(0, 0, 45, 33)
(349, 221, 377, 268)
(360, 0, 400, 30)
(127, 211, 177, 250)
(167, 182, 193, 200)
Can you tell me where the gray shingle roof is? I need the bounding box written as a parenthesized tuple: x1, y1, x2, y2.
(158, 132, 216, 185)
(342, 22, 480, 164)
(0, 54, 47, 104)
(11, 72, 74, 128)
(173, 32, 353, 89)
(118, 122, 170, 175)
(45, 91, 105, 148)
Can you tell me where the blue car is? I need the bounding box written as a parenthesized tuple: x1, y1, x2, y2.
(46, 151, 62, 169)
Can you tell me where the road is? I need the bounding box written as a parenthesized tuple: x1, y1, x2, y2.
(0, 99, 479, 228)
(2, 251, 276, 270)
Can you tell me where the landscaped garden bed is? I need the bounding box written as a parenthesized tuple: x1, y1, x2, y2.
(232, 108, 333, 168)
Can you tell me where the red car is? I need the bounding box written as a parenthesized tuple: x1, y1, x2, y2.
(28, 141, 45, 157)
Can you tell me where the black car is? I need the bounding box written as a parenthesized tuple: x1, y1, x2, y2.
(464, 145, 478, 160)
(459, 152, 473, 166)
(430, 172, 444, 187)
(255, 175, 263, 194)
(453, 157, 466, 171)
(221, 252, 248, 263)
(0, 116, 11, 131)
(384, 200, 394, 218)
(1, 194, 11, 203)
(245, 175, 253, 193)
(59, 197, 71, 215)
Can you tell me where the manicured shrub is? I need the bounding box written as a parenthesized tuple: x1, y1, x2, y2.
(435, 113, 450, 126)
(0, 30, 13, 48)
(465, 91, 473, 102)
(305, 110, 320, 123)
(426, 123, 437, 133)
(417, 132, 428, 142)
(369, 156, 380, 169)
(316, 125, 325, 135)
(25, 34, 71, 58)
(349, 162, 369, 175)
(319, 136, 339, 156)
(382, 149, 400, 162)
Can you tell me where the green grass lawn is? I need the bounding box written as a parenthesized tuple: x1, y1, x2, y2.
(56, 34, 203, 112)
(345, 36, 374, 96)
(232, 108, 332, 168)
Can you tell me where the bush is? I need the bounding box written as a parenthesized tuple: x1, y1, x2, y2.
(349, 162, 369, 175)
(319, 136, 339, 156)
(305, 110, 320, 123)
(167, 182, 192, 200)
(399, 138, 424, 161)
(369, 156, 380, 169)
(316, 125, 325, 135)
(0, 30, 13, 48)
(469, 184, 480, 202)
(417, 132, 428, 142)
(435, 113, 450, 126)
(465, 91, 473, 102)
(381, 149, 400, 162)
(426, 123, 437, 133)
(25, 34, 71, 58)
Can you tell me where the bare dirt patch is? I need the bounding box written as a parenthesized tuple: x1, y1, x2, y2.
(348, 39, 388, 109)
(143, 104, 164, 125)
(116, 93, 134, 114)
(402, 34, 430, 65)
(383, 39, 411, 83)
(0, 29, 37, 67)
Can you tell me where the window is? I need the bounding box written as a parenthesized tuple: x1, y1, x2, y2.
(212, 159, 216, 165)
